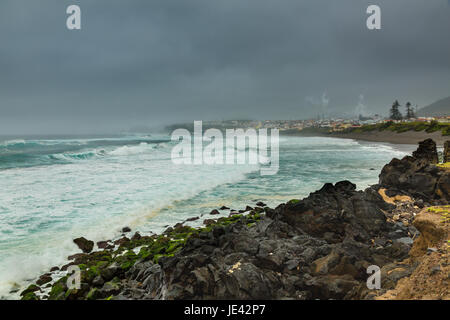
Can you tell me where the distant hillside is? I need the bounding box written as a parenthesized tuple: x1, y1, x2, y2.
(417, 97, 450, 117)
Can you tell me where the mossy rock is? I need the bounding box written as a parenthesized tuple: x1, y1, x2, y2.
(48, 278, 68, 300)
(64, 287, 88, 300)
(27, 206, 271, 300)
(120, 259, 136, 271)
(20, 284, 40, 297)
(113, 250, 139, 272)
(153, 254, 166, 264)
(137, 247, 152, 260)
(100, 277, 121, 296)
(81, 267, 100, 284)
(21, 291, 39, 300)
(86, 288, 100, 300)
(253, 207, 264, 214)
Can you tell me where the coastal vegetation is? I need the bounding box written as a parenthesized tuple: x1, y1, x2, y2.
(389, 100, 417, 121)
(336, 99, 449, 138)
(343, 120, 450, 136)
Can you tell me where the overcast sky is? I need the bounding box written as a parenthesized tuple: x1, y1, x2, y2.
(0, 0, 449, 134)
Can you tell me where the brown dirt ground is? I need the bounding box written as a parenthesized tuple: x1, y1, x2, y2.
(377, 207, 449, 300)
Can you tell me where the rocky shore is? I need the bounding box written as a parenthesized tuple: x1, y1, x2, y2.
(19, 139, 449, 300)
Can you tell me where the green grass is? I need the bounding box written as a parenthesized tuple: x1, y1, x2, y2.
(427, 206, 450, 224)
(344, 121, 450, 136)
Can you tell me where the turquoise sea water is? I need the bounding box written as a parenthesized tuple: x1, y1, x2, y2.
(0, 134, 412, 298)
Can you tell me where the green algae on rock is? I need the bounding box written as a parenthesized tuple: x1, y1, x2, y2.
(20, 211, 263, 300)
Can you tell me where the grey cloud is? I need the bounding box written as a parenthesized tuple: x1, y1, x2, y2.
(0, 0, 449, 134)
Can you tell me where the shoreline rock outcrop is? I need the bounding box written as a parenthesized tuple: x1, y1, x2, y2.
(444, 141, 450, 163)
(73, 237, 94, 254)
(379, 139, 449, 204)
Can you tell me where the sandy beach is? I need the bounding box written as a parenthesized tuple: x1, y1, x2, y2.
(329, 130, 448, 146)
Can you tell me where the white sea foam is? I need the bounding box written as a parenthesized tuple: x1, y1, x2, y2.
(108, 142, 156, 156)
(0, 136, 260, 298)
(0, 139, 26, 147)
(0, 134, 408, 298)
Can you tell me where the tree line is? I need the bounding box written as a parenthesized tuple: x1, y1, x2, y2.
(389, 100, 416, 120)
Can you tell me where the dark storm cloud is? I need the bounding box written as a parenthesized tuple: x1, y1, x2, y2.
(0, 0, 449, 134)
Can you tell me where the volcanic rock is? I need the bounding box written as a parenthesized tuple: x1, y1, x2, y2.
(412, 138, 438, 164)
(444, 140, 450, 163)
(73, 237, 94, 253)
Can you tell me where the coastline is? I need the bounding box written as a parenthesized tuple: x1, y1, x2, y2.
(16, 139, 450, 300)
(0, 135, 406, 299)
(282, 129, 447, 146)
(332, 131, 446, 146)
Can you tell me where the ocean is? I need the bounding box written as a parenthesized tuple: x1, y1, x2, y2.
(0, 134, 412, 298)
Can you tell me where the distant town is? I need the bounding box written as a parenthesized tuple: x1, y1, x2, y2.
(165, 99, 450, 134)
